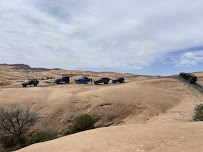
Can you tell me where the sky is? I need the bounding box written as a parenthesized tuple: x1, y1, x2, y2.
(0, 0, 203, 75)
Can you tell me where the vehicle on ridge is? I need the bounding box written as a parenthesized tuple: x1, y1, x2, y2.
(55, 76, 70, 84)
(179, 72, 198, 84)
(22, 79, 39, 87)
(75, 77, 90, 84)
(112, 77, 124, 83)
(94, 78, 110, 85)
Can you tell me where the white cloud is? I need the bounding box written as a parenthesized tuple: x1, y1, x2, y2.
(0, 0, 203, 70)
(175, 51, 203, 67)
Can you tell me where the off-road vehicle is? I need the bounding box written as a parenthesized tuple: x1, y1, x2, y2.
(55, 76, 70, 84)
(75, 77, 90, 84)
(94, 78, 110, 85)
(22, 79, 39, 87)
(179, 72, 198, 83)
(112, 77, 124, 83)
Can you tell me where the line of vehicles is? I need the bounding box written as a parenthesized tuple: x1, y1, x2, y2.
(21, 72, 198, 87)
(21, 76, 125, 87)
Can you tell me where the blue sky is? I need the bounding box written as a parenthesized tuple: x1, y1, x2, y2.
(0, 0, 203, 75)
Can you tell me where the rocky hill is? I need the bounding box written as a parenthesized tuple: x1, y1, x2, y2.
(0, 64, 53, 71)
(0, 65, 203, 152)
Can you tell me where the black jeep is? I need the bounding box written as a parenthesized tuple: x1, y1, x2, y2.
(112, 77, 124, 83)
(94, 78, 110, 85)
(22, 79, 39, 87)
(179, 72, 198, 83)
(55, 76, 70, 84)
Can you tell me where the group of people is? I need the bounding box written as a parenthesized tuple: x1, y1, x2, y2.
(83, 76, 93, 84)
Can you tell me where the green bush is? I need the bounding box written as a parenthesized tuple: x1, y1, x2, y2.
(41, 78, 44, 80)
(69, 114, 95, 134)
(0, 132, 57, 151)
(193, 104, 203, 121)
(26, 132, 57, 146)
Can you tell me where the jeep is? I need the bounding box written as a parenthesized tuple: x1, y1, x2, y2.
(179, 72, 198, 83)
(22, 79, 39, 87)
(112, 77, 124, 83)
(75, 77, 90, 84)
(94, 78, 110, 85)
(55, 76, 70, 84)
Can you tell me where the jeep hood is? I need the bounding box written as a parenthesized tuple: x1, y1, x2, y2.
(22, 81, 28, 85)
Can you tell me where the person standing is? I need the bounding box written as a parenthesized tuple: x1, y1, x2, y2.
(90, 78, 92, 84)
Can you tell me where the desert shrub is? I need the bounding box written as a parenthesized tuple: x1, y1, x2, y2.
(69, 114, 94, 134)
(46, 77, 53, 79)
(24, 71, 30, 74)
(0, 107, 37, 147)
(0, 135, 16, 149)
(26, 132, 57, 146)
(193, 104, 203, 121)
(41, 78, 44, 80)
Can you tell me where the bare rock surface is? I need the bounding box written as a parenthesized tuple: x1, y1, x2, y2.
(0, 65, 203, 152)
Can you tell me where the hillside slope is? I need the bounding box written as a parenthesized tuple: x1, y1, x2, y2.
(17, 122, 203, 152)
(0, 65, 203, 151)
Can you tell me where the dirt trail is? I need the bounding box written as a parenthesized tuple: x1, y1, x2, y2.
(168, 75, 203, 94)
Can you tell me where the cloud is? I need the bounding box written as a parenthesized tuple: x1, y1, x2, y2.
(0, 0, 203, 71)
(174, 51, 203, 67)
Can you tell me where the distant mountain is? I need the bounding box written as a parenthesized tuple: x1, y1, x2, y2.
(0, 64, 61, 71)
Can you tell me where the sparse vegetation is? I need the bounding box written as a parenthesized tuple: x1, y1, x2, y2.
(0, 107, 37, 149)
(69, 114, 95, 134)
(1, 135, 16, 149)
(26, 132, 57, 146)
(193, 104, 203, 121)
(41, 78, 44, 80)
(24, 71, 30, 74)
(46, 77, 53, 79)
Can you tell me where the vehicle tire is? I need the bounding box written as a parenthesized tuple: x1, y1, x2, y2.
(23, 84, 27, 87)
(34, 84, 37, 86)
(188, 78, 193, 83)
(104, 82, 108, 84)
